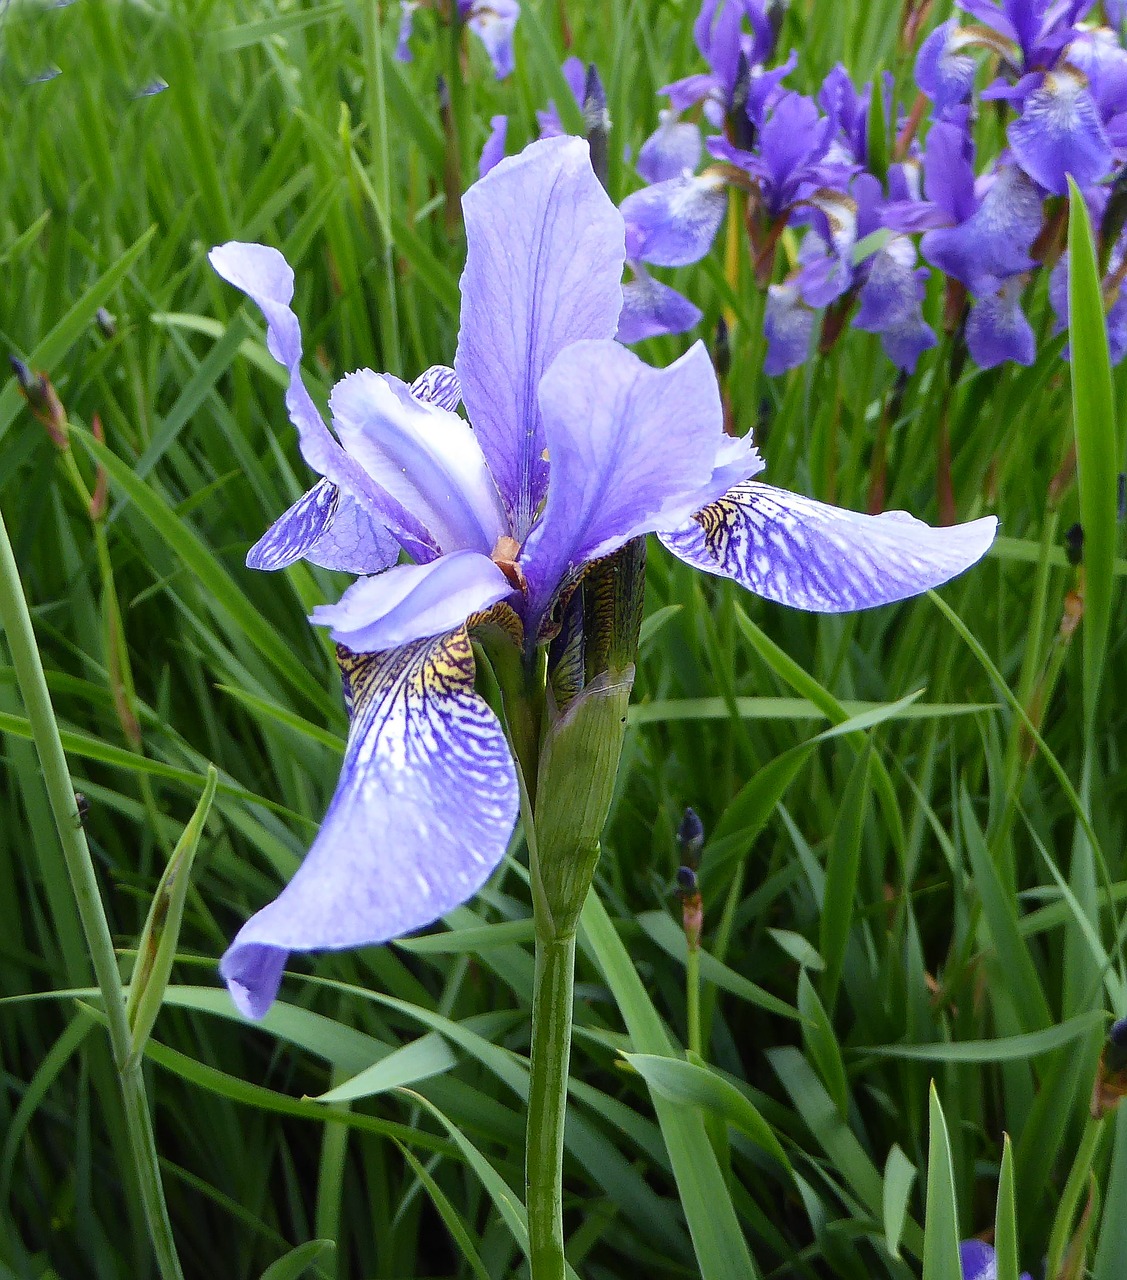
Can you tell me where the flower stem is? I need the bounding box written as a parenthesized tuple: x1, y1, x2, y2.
(0, 500, 185, 1280)
(526, 925, 577, 1280)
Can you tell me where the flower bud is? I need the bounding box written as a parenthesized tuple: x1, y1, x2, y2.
(677, 806, 704, 866)
(582, 64, 610, 191)
(10, 356, 68, 449)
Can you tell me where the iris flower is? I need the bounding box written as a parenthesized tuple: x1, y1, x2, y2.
(211, 137, 996, 1019)
(959, 1239, 1032, 1280)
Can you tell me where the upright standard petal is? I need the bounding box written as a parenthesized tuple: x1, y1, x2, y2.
(310, 551, 513, 653)
(330, 369, 508, 556)
(520, 340, 758, 618)
(246, 478, 399, 574)
(455, 137, 625, 540)
(210, 242, 437, 562)
(219, 631, 520, 1018)
(658, 481, 997, 612)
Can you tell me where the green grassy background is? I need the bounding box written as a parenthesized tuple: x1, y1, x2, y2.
(1, 0, 1126, 1277)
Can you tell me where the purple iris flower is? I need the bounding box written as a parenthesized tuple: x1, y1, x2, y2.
(958, 0, 1093, 71)
(395, 0, 518, 79)
(709, 91, 846, 220)
(763, 282, 816, 374)
(663, 0, 783, 125)
(211, 137, 996, 1019)
(959, 1239, 1032, 1280)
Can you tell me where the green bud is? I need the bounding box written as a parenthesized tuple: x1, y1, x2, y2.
(532, 668, 634, 937)
(125, 765, 217, 1066)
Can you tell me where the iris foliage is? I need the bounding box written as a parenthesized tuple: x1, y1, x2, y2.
(1, 1, 1126, 1278)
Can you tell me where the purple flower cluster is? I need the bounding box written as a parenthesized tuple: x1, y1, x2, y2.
(617, 0, 1127, 373)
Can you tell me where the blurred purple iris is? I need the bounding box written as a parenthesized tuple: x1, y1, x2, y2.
(395, 0, 518, 79)
(211, 138, 996, 1018)
(959, 1239, 1032, 1280)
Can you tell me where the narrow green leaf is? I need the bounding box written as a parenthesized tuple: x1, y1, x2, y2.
(820, 745, 872, 1012)
(1066, 177, 1119, 740)
(861, 1012, 1105, 1061)
(258, 1240, 336, 1280)
(923, 1084, 963, 1280)
(310, 1033, 458, 1104)
(126, 765, 218, 1062)
(994, 1134, 1020, 1280)
(883, 1145, 916, 1261)
(621, 1053, 793, 1173)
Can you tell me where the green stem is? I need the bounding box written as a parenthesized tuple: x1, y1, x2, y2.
(685, 943, 702, 1060)
(526, 927, 576, 1280)
(0, 500, 185, 1280)
(1046, 1112, 1105, 1279)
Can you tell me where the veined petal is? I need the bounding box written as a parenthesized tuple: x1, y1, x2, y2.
(219, 631, 519, 1018)
(247, 477, 399, 574)
(521, 340, 759, 618)
(1009, 65, 1113, 195)
(410, 364, 462, 411)
(620, 172, 728, 267)
(455, 136, 625, 540)
(331, 369, 507, 556)
(922, 164, 1042, 292)
(658, 481, 997, 612)
(311, 551, 512, 652)
(210, 242, 438, 562)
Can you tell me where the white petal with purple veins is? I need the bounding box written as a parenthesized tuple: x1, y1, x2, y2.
(659, 480, 997, 612)
(219, 630, 519, 1018)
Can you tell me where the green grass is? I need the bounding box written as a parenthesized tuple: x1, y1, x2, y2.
(1, 0, 1126, 1277)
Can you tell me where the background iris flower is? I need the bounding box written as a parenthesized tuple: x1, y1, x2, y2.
(211, 135, 996, 1020)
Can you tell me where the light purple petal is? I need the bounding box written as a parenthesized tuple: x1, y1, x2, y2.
(220, 631, 519, 1018)
(520, 340, 759, 618)
(616, 271, 703, 344)
(311, 550, 512, 651)
(330, 369, 507, 556)
(1008, 65, 1114, 195)
(455, 136, 625, 540)
(658, 481, 998, 612)
(247, 478, 399, 574)
(965, 277, 1036, 367)
(637, 111, 703, 184)
(958, 1239, 1032, 1280)
(478, 114, 508, 177)
(620, 172, 728, 268)
(466, 0, 519, 78)
(209, 242, 439, 563)
(763, 283, 816, 375)
(921, 120, 977, 224)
